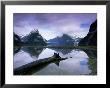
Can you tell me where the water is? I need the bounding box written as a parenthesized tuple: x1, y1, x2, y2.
(14, 47, 97, 75)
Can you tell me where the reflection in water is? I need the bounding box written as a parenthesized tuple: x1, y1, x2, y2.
(83, 49, 97, 58)
(14, 47, 97, 75)
(14, 46, 21, 54)
(50, 48, 73, 55)
(54, 61, 60, 66)
(22, 47, 45, 59)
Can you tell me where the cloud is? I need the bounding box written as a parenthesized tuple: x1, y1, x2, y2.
(14, 13, 97, 40)
(80, 23, 90, 28)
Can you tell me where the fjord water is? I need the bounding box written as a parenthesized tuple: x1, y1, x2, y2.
(14, 47, 96, 75)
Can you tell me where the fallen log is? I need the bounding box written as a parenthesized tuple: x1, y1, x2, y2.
(14, 53, 67, 75)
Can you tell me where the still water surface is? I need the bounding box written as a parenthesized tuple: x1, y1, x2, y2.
(14, 47, 96, 75)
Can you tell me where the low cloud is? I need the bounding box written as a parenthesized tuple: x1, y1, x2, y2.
(14, 13, 97, 40)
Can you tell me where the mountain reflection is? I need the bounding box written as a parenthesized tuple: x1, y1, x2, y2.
(14, 46, 21, 54)
(49, 48, 73, 55)
(14, 46, 97, 75)
(21, 47, 45, 59)
(83, 49, 97, 58)
(14, 46, 96, 60)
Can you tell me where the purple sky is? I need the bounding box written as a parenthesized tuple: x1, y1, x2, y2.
(14, 13, 97, 40)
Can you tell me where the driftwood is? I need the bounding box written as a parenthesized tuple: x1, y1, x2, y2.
(14, 53, 67, 75)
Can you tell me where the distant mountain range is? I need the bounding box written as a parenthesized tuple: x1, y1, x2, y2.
(48, 34, 76, 46)
(14, 20, 97, 47)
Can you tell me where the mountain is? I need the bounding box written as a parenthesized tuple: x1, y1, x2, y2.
(79, 20, 97, 46)
(48, 34, 75, 46)
(14, 33, 21, 46)
(22, 29, 47, 46)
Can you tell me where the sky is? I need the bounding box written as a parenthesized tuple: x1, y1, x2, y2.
(14, 13, 97, 40)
